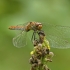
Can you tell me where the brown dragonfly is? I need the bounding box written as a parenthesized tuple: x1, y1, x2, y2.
(9, 22, 70, 49)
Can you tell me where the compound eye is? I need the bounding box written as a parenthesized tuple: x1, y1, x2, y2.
(38, 25, 42, 30)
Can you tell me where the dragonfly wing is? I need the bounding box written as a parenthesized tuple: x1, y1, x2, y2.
(47, 35, 70, 49)
(13, 31, 27, 48)
(42, 23, 70, 49)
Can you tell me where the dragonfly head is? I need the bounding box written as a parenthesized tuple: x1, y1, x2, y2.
(35, 22, 42, 30)
(37, 25, 42, 30)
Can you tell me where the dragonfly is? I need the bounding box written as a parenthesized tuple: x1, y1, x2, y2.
(9, 22, 42, 48)
(9, 22, 70, 49)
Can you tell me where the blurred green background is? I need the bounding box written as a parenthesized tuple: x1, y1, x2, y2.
(0, 0, 70, 70)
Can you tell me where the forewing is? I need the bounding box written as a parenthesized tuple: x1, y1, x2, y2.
(42, 23, 70, 49)
(13, 31, 27, 48)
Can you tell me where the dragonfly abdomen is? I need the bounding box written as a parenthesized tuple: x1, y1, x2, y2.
(9, 26, 25, 30)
